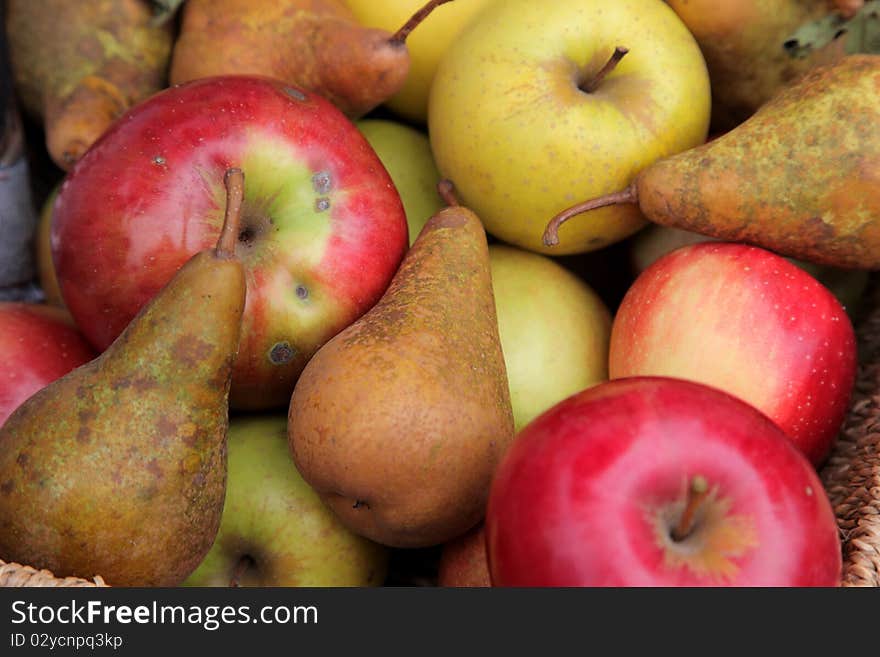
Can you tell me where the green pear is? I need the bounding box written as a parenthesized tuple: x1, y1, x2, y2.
(184, 414, 389, 587)
(489, 245, 611, 431)
(0, 169, 247, 586)
(666, 0, 840, 133)
(357, 118, 444, 245)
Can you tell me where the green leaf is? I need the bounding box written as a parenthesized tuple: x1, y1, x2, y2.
(784, 0, 880, 58)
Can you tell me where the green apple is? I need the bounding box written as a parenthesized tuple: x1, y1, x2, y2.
(490, 244, 611, 431)
(429, 0, 711, 255)
(183, 415, 389, 587)
(357, 118, 444, 245)
(343, 0, 495, 124)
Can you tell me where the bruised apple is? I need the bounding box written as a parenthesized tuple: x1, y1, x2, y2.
(52, 75, 408, 410)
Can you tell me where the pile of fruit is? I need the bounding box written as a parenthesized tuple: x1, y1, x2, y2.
(0, 0, 878, 587)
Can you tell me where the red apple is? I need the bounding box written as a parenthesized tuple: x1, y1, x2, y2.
(485, 377, 842, 587)
(608, 242, 856, 467)
(52, 75, 408, 410)
(0, 303, 96, 426)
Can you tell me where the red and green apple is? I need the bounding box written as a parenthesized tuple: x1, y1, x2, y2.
(52, 75, 408, 410)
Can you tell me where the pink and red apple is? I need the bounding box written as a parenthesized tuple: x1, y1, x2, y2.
(485, 376, 842, 587)
(608, 242, 856, 467)
(52, 75, 408, 410)
(0, 303, 96, 426)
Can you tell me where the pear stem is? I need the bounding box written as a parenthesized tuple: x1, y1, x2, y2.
(216, 168, 244, 259)
(542, 181, 638, 247)
(671, 476, 710, 542)
(580, 46, 629, 93)
(389, 0, 455, 46)
(437, 179, 460, 207)
(229, 554, 255, 587)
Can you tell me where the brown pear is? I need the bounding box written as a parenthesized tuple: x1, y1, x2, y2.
(5, 0, 174, 169)
(169, 0, 453, 119)
(288, 181, 515, 549)
(666, 0, 840, 132)
(544, 55, 880, 270)
(0, 169, 248, 586)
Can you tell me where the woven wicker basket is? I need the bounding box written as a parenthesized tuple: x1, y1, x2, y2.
(820, 277, 880, 586)
(2, 280, 880, 588)
(0, 559, 106, 587)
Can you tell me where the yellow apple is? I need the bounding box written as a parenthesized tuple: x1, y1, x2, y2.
(429, 0, 711, 255)
(489, 244, 611, 431)
(342, 0, 495, 124)
(183, 415, 389, 586)
(357, 118, 444, 245)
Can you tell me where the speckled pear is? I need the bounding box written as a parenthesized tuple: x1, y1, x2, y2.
(544, 55, 880, 270)
(666, 0, 836, 132)
(288, 181, 515, 549)
(0, 169, 248, 586)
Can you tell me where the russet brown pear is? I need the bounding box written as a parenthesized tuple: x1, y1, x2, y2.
(288, 182, 515, 549)
(666, 0, 837, 132)
(545, 55, 880, 270)
(0, 170, 248, 586)
(170, 0, 453, 118)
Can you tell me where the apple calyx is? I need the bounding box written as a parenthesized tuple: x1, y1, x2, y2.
(579, 46, 629, 94)
(437, 178, 460, 207)
(388, 0, 457, 47)
(216, 168, 245, 259)
(670, 475, 709, 542)
(542, 182, 638, 247)
(652, 476, 759, 582)
(229, 554, 256, 587)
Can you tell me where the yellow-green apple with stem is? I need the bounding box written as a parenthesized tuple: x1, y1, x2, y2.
(184, 414, 389, 587)
(357, 118, 443, 245)
(343, 0, 495, 124)
(609, 242, 857, 467)
(428, 0, 711, 255)
(51, 76, 408, 411)
(489, 244, 611, 431)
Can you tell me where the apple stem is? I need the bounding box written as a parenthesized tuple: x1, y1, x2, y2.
(229, 555, 255, 587)
(216, 168, 244, 259)
(437, 179, 460, 207)
(542, 181, 638, 247)
(671, 476, 710, 542)
(388, 0, 456, 46)
(580, 46, 629, 93)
